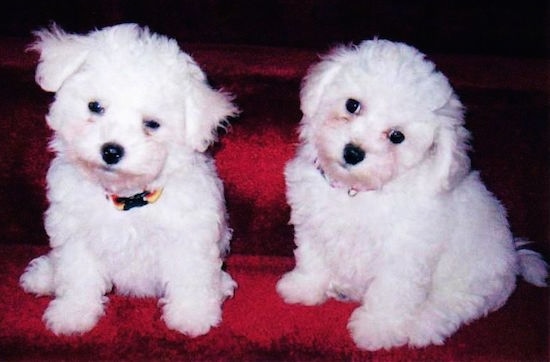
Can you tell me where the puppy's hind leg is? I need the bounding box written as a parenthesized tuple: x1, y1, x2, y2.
(406, 265, 517, 347)
(20, 255, 55, 296)
(405, 287, 488, 347)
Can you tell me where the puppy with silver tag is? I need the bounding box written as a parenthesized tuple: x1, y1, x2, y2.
(277, 39, 547, 350)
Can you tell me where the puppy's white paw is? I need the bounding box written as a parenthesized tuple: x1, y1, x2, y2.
(276, 270, 327, 305)
(221, 271, 237, 299)
(161, 298, 222, 337)
(406, 310, 456, 347)
(348, 307, 408, 351)
(406, 324, 448, 348)
(43, 297, 105, 335)
(20, 256, 55, 296)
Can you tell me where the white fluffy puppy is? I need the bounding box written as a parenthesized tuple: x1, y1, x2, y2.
(20, 24, 238, 337)
(277, 39, 547, 350)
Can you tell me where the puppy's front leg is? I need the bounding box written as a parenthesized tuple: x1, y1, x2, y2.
(348, 253, 435, 350)
(43, 242, 110, 335)
(159, 245, 233, 337)
(277, 240, 331, 305)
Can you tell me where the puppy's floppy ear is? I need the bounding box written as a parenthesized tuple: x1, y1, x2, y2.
(29, 24, 89, 92)
(298, 47, 348, 145)
(182, 55, 239, 152)
(431, 96, 471, 191)
(300, 50, 345, 118)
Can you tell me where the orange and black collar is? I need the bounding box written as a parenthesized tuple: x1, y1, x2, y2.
(107, 189, 163, 211)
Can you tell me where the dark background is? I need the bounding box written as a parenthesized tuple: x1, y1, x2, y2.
(1, 1, 548, 57)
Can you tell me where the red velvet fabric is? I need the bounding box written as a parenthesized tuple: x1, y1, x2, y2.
(1, 246, 548, 361)
(0, 34, 548, 360)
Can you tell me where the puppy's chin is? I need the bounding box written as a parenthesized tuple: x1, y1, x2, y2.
(81, 161, 162, 195)
(320, 162, 386, 193)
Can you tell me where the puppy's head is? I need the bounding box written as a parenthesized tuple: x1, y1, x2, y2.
(32, 24, 238, 193)
(299, 39, 470, 193)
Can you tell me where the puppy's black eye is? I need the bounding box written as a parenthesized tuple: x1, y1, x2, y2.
(88, 101, 104, 114)
(388, 130, 405, 144)
(143, 120, 161, 130)
(345, 98, 361, 114)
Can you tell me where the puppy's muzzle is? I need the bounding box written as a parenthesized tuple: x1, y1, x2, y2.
(343, 143, 365, 165)
(101, 142, 125, 165)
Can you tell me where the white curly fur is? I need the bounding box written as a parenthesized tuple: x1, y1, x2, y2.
(20, 24, 238, 336)
(277, 39, 547, 350)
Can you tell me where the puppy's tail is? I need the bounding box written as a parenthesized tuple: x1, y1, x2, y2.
(515, 238, 548, 287)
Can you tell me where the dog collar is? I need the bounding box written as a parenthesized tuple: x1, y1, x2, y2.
(315, 159, 358, 197)
(107, 189, 163, 211)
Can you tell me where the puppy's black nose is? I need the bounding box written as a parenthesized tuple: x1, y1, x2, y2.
(343, 143, 365, 165)
(101, 142, 125, 165)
